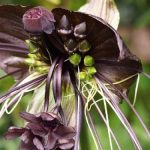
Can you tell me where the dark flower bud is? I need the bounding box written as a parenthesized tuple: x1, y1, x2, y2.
(74, 22, 86, 38)
(79, 40, 91, 53)
(64, 38, 78, 53)
(23, 7, 55, 34)
(57, 15, 72, 35)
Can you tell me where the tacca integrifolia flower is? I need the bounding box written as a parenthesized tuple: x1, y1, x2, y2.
(0, 3, 149, 150)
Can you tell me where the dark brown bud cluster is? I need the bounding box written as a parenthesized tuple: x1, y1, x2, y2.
(55, 14, 95, 74)
(23, 7, 55, 34)
(57, 15, 89, 54)
(5, 112, 75, 150)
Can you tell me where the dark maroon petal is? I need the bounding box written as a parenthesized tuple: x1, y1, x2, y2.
(0, 55, 28, 80)
(0, 5, 30, 42)
(20, 130, 33, 143)
(40, 112, 60, 122)
(41, 15, 55, 34)
(0, 5, 30, 79)
(26, 123, 47, 137)
(23, 7, 55, 34)
(20, 112, 40, 123)
(58, 139, 75, 150)
(5, 127, 25, 140)
(20, 141, 35, 150)
(44, 132, 57, 150)
(95, 58, 142, 94)
(54, 126, 76, 139)
(33, 137, 44, 150)
(20, 130, 34, 146)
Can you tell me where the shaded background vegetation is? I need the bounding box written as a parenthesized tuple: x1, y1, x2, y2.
(0, 0, 150, 149)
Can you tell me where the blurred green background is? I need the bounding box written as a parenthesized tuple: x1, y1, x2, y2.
(0, 0, 150, 149)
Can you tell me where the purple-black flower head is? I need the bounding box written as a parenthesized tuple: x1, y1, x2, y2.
(0, 5, 150, 150)
(23, 7, 55, 34)
(5, 112, 76, 150)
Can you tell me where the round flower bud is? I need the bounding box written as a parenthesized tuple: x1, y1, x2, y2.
(78, 72, 87, 81)
(84, 56, 94, 66)
(64, 39, 78, 53)
(23, 7, 55, 34)
(69, 53, 81, 66)
(86, 66, 97, 75)
(79, 40, 91, 53)
(86, 74, 93, 81)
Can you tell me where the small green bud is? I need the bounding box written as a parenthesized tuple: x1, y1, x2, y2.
(25, 40, 38, 53)
(28, 54, 38, 59)
(79, 40, 91, 53)
(84, 56, 94, 66)
(25, 58, 46, 67)
(86, 74, 92, 81)
(87, 66, 97, 75)
(69, 53, 81, 66)
(78, 72, 87, 81)
(35, 61, 46, 66)
(25, 58, 35, 65)
(36, 66, 49, 73)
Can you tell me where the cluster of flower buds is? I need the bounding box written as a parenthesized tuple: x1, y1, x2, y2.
(56, 15, 97, 80)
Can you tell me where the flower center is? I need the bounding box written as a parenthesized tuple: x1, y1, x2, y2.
(24, 14, 97, 80)
(56, 15, 97, 80)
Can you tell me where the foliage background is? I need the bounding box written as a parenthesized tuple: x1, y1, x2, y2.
(0, 0, 150, 149)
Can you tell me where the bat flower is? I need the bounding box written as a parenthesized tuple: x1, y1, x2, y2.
(5, 112, 75, 150)
(0, 3, 150, 150)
